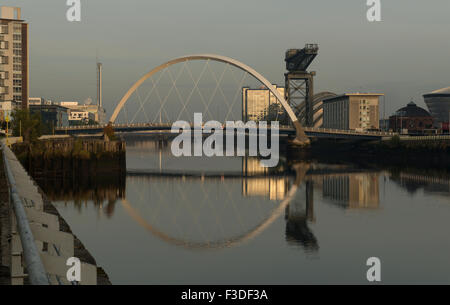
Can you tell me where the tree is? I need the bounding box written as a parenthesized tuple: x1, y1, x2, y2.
(265, 103, 290, 126)
(11, 109, 48, 143)
(103, 123, 117, 141)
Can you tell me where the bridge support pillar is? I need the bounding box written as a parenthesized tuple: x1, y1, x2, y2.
(291, 121, 311, 147)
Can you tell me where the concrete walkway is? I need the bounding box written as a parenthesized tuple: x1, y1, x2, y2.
(0, 143, 107, 285)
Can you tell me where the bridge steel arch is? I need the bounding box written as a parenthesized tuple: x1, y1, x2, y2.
(109, 54, 310, 146)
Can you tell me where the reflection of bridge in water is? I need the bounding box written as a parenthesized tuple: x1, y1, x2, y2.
(42, 133, 450, 254)
(43, 155, 450, 254)
(118, 158, 384, 252)
(42, 155, 390, 252)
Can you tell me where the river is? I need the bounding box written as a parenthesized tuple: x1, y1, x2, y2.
(42, 137, 450, 284)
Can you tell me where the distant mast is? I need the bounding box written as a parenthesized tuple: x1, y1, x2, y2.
(97, 62, 103, 108)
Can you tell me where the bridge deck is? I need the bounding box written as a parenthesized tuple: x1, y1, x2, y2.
(55, 123, 396, 139)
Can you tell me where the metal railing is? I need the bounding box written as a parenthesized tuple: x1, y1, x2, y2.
(1, 144, 49, 285)
(55, 123, 397, 136)
(399, 135, 450, 141)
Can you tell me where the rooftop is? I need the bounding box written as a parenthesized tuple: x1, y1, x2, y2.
(342, 93, 384, 96)
(0, 6, 23, 21)
(392, 101, 431, 117)
(322, 93, 384, 103)
(424, 86, 450, 96)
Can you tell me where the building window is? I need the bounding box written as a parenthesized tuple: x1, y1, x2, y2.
(13, 57, 21, 63)
(13, 43, 21, 49)
(13, 64, 21, 71)
(13, 34, 21, 41)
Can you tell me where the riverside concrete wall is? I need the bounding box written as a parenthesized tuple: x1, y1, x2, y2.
(0, 144, 111, 285)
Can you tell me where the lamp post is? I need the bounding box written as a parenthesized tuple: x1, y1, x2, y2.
(5, 114, 9, 147)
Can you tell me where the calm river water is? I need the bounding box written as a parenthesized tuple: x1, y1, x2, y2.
(46, 137, 450, 284)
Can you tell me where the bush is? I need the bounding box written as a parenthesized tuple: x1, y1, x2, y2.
(103, 124, 117, 141)
(11, 109, 50, 143)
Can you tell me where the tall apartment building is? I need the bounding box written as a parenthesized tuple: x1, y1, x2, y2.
(0, 6, 28, 109)
(242, 85, 285, 122)
(322, 93, 383, 131)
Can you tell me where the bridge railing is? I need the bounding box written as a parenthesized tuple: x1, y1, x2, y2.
(55, 123, 399, 138)
(399, 135, 450, 141)
(1, 144, 50, 285)
(304, 127, 396, 137)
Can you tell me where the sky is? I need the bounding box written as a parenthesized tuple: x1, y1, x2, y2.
(3, 0, 450, 118)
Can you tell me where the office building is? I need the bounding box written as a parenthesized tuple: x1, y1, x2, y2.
(242, 85, 285, 122)
(29, 104, 69, 128)
(29, 97, 54, 106)
(68, 110, 95, 124)
(61, 100, 105, 123)
(0, 6, 28, 109)
(322, 93, 382, 131)
(29, 97, 45, 105)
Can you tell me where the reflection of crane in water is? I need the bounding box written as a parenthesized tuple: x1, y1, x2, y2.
(285, 179, 318, 252)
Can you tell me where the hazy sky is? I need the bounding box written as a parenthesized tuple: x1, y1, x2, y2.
(4, 0, 450, 118)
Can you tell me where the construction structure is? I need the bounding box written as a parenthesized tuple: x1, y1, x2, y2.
(0, 6, 29, 109)
(284, 44, 318, 127)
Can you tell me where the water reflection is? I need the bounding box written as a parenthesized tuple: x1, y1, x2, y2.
(390, 171, 450, 197)
(45, 157, 449, 254)
(38, 138, 415, 254)
(285, 180, 318, 251)
(38, 173, 125, 218)
(321, 173, 380, 209)
(42, 138, 450, 284)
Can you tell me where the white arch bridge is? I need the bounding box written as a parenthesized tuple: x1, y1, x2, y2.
(55, 54, 395, 141)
